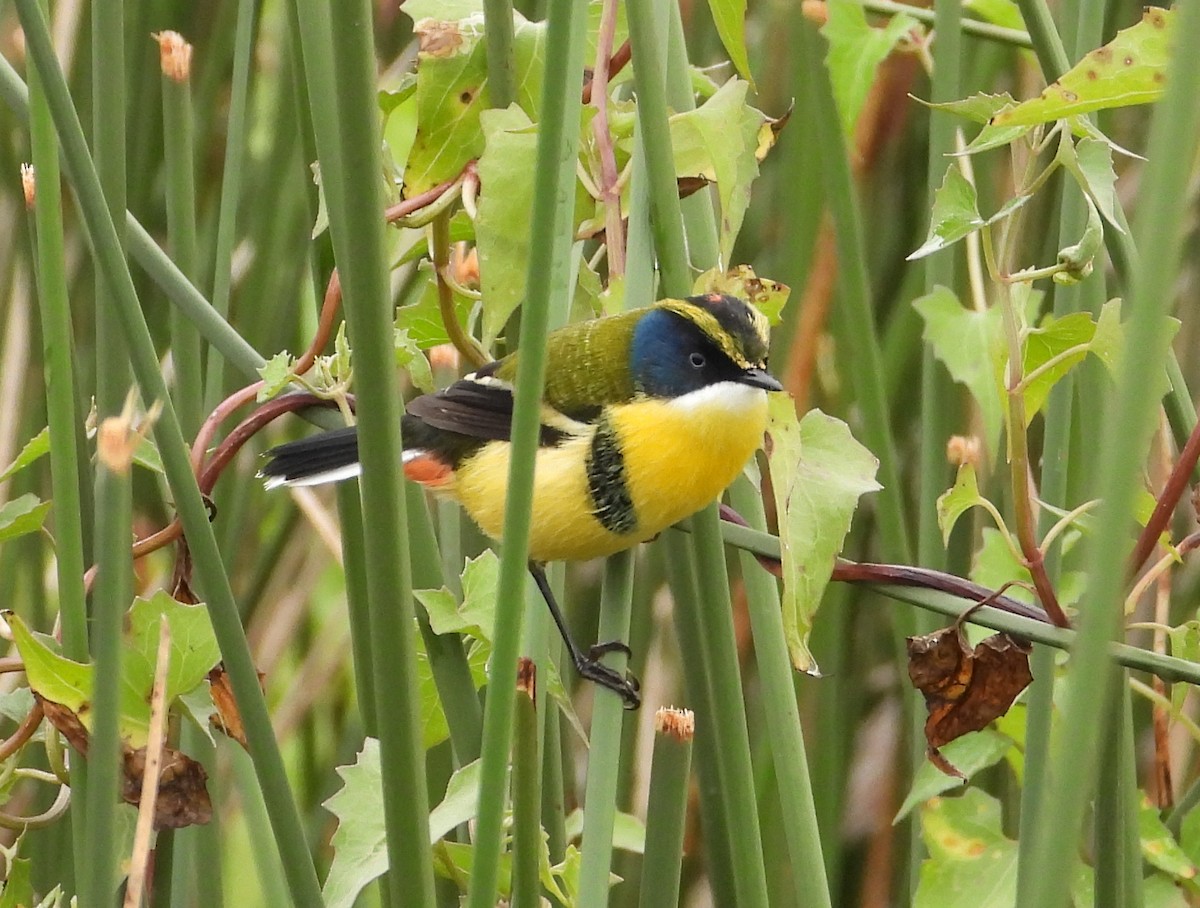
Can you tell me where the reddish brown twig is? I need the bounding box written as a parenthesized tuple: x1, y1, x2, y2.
(589, 0, 626, 278)
(0, 700, 43, 761)
(1129, 416, 1200, 578)
(384, 163, 476, 223)
(582, 40, 630, 104)
(717, 504, 1052, 625)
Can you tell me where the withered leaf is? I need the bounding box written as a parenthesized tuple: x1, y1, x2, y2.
(207, 664, 258, 749)
(906, 625, 1033, 777)
(37, 694, 212, 828)
(123, 744, 212, 829)
(37, 695, 90, 753)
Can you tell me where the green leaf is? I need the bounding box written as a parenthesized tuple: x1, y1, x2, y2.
(1168, 621, 1200, 711)
(429, 758, 482, 842)
(767, 400, 880, 674)
(915, 788, 1016, 907)
(895, 730, 1014, 823)
(908, 166, 983, 260)
(993, 7, 1176, 127)
(257, 351, 296, 401)
(916, 788, 1093, 907)
(394, 262, 477, 349)
(0, 493, 51, 544)
(971, 527, 1034, 604)
(936, 464, 989, 544)
(323, 738, 387, 908)
(432, 841, 514, 895)
(132, 435, 165, 475)
(402, 13, 546, 195)
(1020, 311, 1097, 420)
(0, 856, 33, 908)
(1068, 136, 1123, 230)
(415, 551, 500, 641)
(6, 610, 103, 730)
(958, 119, 1033, 155)
(394, 327, 434, 393)
(668, 78, 767, 262)
(706, 0, 752, 83)
(564, 808, 647, 854)
(914, 286, 1006, 453)
(124, 591, 221, 708)
(922, 91, 1017, 125)
(1140, 795, 1198, 881)
(1143, 874, 1190, 908)
(475, 105, 538, 344)
(0, 427, 49, 483)
(822, 0, 918, 138)
(0, 687, 36, 727)
(5, 595, 218, 750)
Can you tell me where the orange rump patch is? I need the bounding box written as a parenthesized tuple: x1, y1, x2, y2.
(403, 453, 454, 488)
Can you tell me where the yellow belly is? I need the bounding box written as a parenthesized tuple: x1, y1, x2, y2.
(448, 385, 769, 562)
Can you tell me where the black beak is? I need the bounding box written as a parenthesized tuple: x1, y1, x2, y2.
(737, 367, 784, 392)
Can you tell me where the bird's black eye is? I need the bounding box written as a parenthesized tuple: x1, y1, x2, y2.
(689, 352, 706, 369)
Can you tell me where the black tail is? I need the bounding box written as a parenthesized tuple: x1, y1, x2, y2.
(259, 426, 360, 488)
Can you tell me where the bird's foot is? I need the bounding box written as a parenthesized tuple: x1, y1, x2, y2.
(575, 646, 641, 710)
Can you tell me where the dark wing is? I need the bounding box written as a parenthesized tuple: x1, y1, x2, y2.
(405, 377, 571, 448)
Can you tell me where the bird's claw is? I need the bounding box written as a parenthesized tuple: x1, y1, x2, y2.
(576, 653, 641, 710)
(588, 639, 632, 660)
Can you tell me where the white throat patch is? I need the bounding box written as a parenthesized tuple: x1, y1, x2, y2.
(666, 381, 766, 413)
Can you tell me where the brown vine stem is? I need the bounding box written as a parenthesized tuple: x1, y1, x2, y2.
(0, 700, 43, 761)
(715, 504, 1051, 625)
(1128, 414, 1200, 578)
(589, 0, 625, 278)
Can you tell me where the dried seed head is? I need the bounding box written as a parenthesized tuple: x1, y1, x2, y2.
(946, 435, 982, 468)
(654, 706, 695, 741)
(20, 163, 34, 209)
(97, 416, 135, 475)
(153, 31, 192, 83)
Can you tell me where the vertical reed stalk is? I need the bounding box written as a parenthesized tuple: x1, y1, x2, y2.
(578, 550, 635, 908)
(302, 1, 436, 901)
(157, 30, 204, 437)
(465, 0, 589, 902)
(637, 708, 694, 908)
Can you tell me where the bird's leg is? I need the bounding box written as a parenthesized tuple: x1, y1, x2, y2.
(528, 562, 641, 710)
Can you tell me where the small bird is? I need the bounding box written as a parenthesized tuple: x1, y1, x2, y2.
(260, 292, 782, 707)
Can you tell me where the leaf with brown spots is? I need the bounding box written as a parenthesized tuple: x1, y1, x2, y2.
(992, 7, 1175, 127)
(907, 624, 1033, 777)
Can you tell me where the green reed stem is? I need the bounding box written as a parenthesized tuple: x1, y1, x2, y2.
(636, 709, 694, 908)
(511, 667, 541, 908)
(578, 551, 635, 908)
(160, 38, 204, 437)
(729, 479, 832, 908)
(204, 0, 258, 412)
(85, 432, 132, 908)
(306, 1, 435, 901)
(483, 0, 515, 109)
(465, 0, 589, 903)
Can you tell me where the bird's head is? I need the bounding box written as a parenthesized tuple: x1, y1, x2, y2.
(630, 293, 783, 398)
